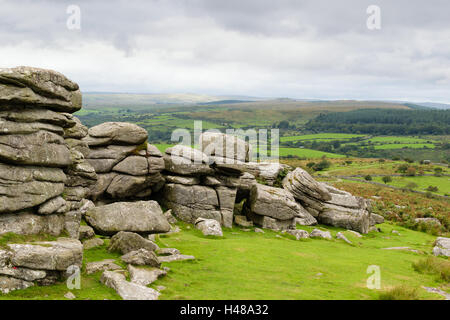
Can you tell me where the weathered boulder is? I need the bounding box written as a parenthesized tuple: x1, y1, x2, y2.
(283, 170, 371, 233)
(83, 238, 104, 250)
(0, 66, 82, 113)
(112, 156, 149, 176)
(128, 265, 167, 286)
(287, 229, 309, 240)
(0, 276, 33, 294)
(84, 122, 148, 147)
(336, 232, 352, 244)
(0, 130, 71, 166)
(38, 196, 67, 215)
(249, 184, 313, 222)
(310, 229, 332, 239)
(0, 211, 65, 236)
(108, 231, 158, 254)
(8, 238, 83, 270)
(432, 237, 450, 257)
(195, 218, 223, 237)
(78, 225, 95, 240)
(164, 145, 214, 176)
(85, 201, 170, 235)
(63, 116, 88, 139)
(100, 270, 160, 300)
(370, 213, 385, 226)
(415, 218, 441, 227)
(247, 212, 294, 230)
(162, 183, 221, 224)
(200, 132, 252, 162)
(283, 168, 331, 202)
(85, 259, 121, 275)
(0, 163, 66, 213)
(121, 249, 161, 267)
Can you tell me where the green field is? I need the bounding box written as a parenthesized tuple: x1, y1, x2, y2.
(280, 133, 367, 142)
(367, 136, 436, 144)
(373, 143, 436, 150)
(278, 148, 345, 159)
(373, 175, 450, 195)
(1, 222, 447, 300)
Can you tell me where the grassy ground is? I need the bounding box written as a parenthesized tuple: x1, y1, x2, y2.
(280, 133, 367, 142)
(372, 175, 450, 196)
(153, 223, 447, 300)
(1, 222, 447, 300)
(278, 148, 345, 159)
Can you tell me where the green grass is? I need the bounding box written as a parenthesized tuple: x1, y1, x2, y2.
(367, 136, 436, 144)
(373, 143, 436, 150)
(151, 222, 445, 300)
(1, 223, 447, 300)
(372, 175, 450, 195)
(154, 143, 175, 153)
(280, 133, 367, 142)
(278, 148, 346, 159)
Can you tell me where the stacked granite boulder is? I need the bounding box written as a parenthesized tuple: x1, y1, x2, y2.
(0, 66, 84, 292)
(283, 168, 372, 233)
(84, 122, 165, 203)
(161, 144, 242, 228)
(0, 66, 83, 236)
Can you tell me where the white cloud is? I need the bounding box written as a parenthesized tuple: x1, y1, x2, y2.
(0, 0, 449, 102)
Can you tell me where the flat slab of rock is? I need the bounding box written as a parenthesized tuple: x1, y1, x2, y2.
(195, 218, 223, 237)
(0, 66, 81, 113)
(283, 168, 331, 202)
(382, 247, 420, 254)
(121, 249, 161, 267)
(287, 229, 309, 240)
(85, 122, 148, 146)
(0, 163, 66, 213)
(247, 212, 295, 231)
(249, 184, 308, 221)
(0, 211, 65, 236)
(85, 201, 170, 235)
(108, 231, 158, 254)
(8, 238, 83, 271)
(0, 275, 33, 294)
(101, 271, 160, 300)
(336, 232, 352, 244)
(85, 259, 122, 275)
(128, 265, 167, 286)
(310, 229, 332, 239)
(158, 254, 195, 263)
(83, 238, 104, 250)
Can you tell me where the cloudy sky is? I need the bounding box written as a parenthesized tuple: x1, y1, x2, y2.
(1, 0, 449, 102)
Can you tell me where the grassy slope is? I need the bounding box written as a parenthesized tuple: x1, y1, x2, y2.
(0, 223, 447, 300)
(153, 223, 445, 300)
(372, 175, 450, 195)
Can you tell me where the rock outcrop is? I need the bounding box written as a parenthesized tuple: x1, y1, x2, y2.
(0, 67, 86, 240)
(85, 201, 170, 235)
(85, 122, 165, 202)
(283, 168, 372, 233)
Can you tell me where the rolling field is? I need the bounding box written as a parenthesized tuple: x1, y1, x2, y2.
(280, 133, 367, 142)
(372, 176, 450, 196)
(278, 148, 345, 159)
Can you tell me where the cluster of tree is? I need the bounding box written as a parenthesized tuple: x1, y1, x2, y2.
(305, 109, 450, 135)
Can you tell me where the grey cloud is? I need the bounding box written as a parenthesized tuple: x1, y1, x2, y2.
(0, 0, 449, 102)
